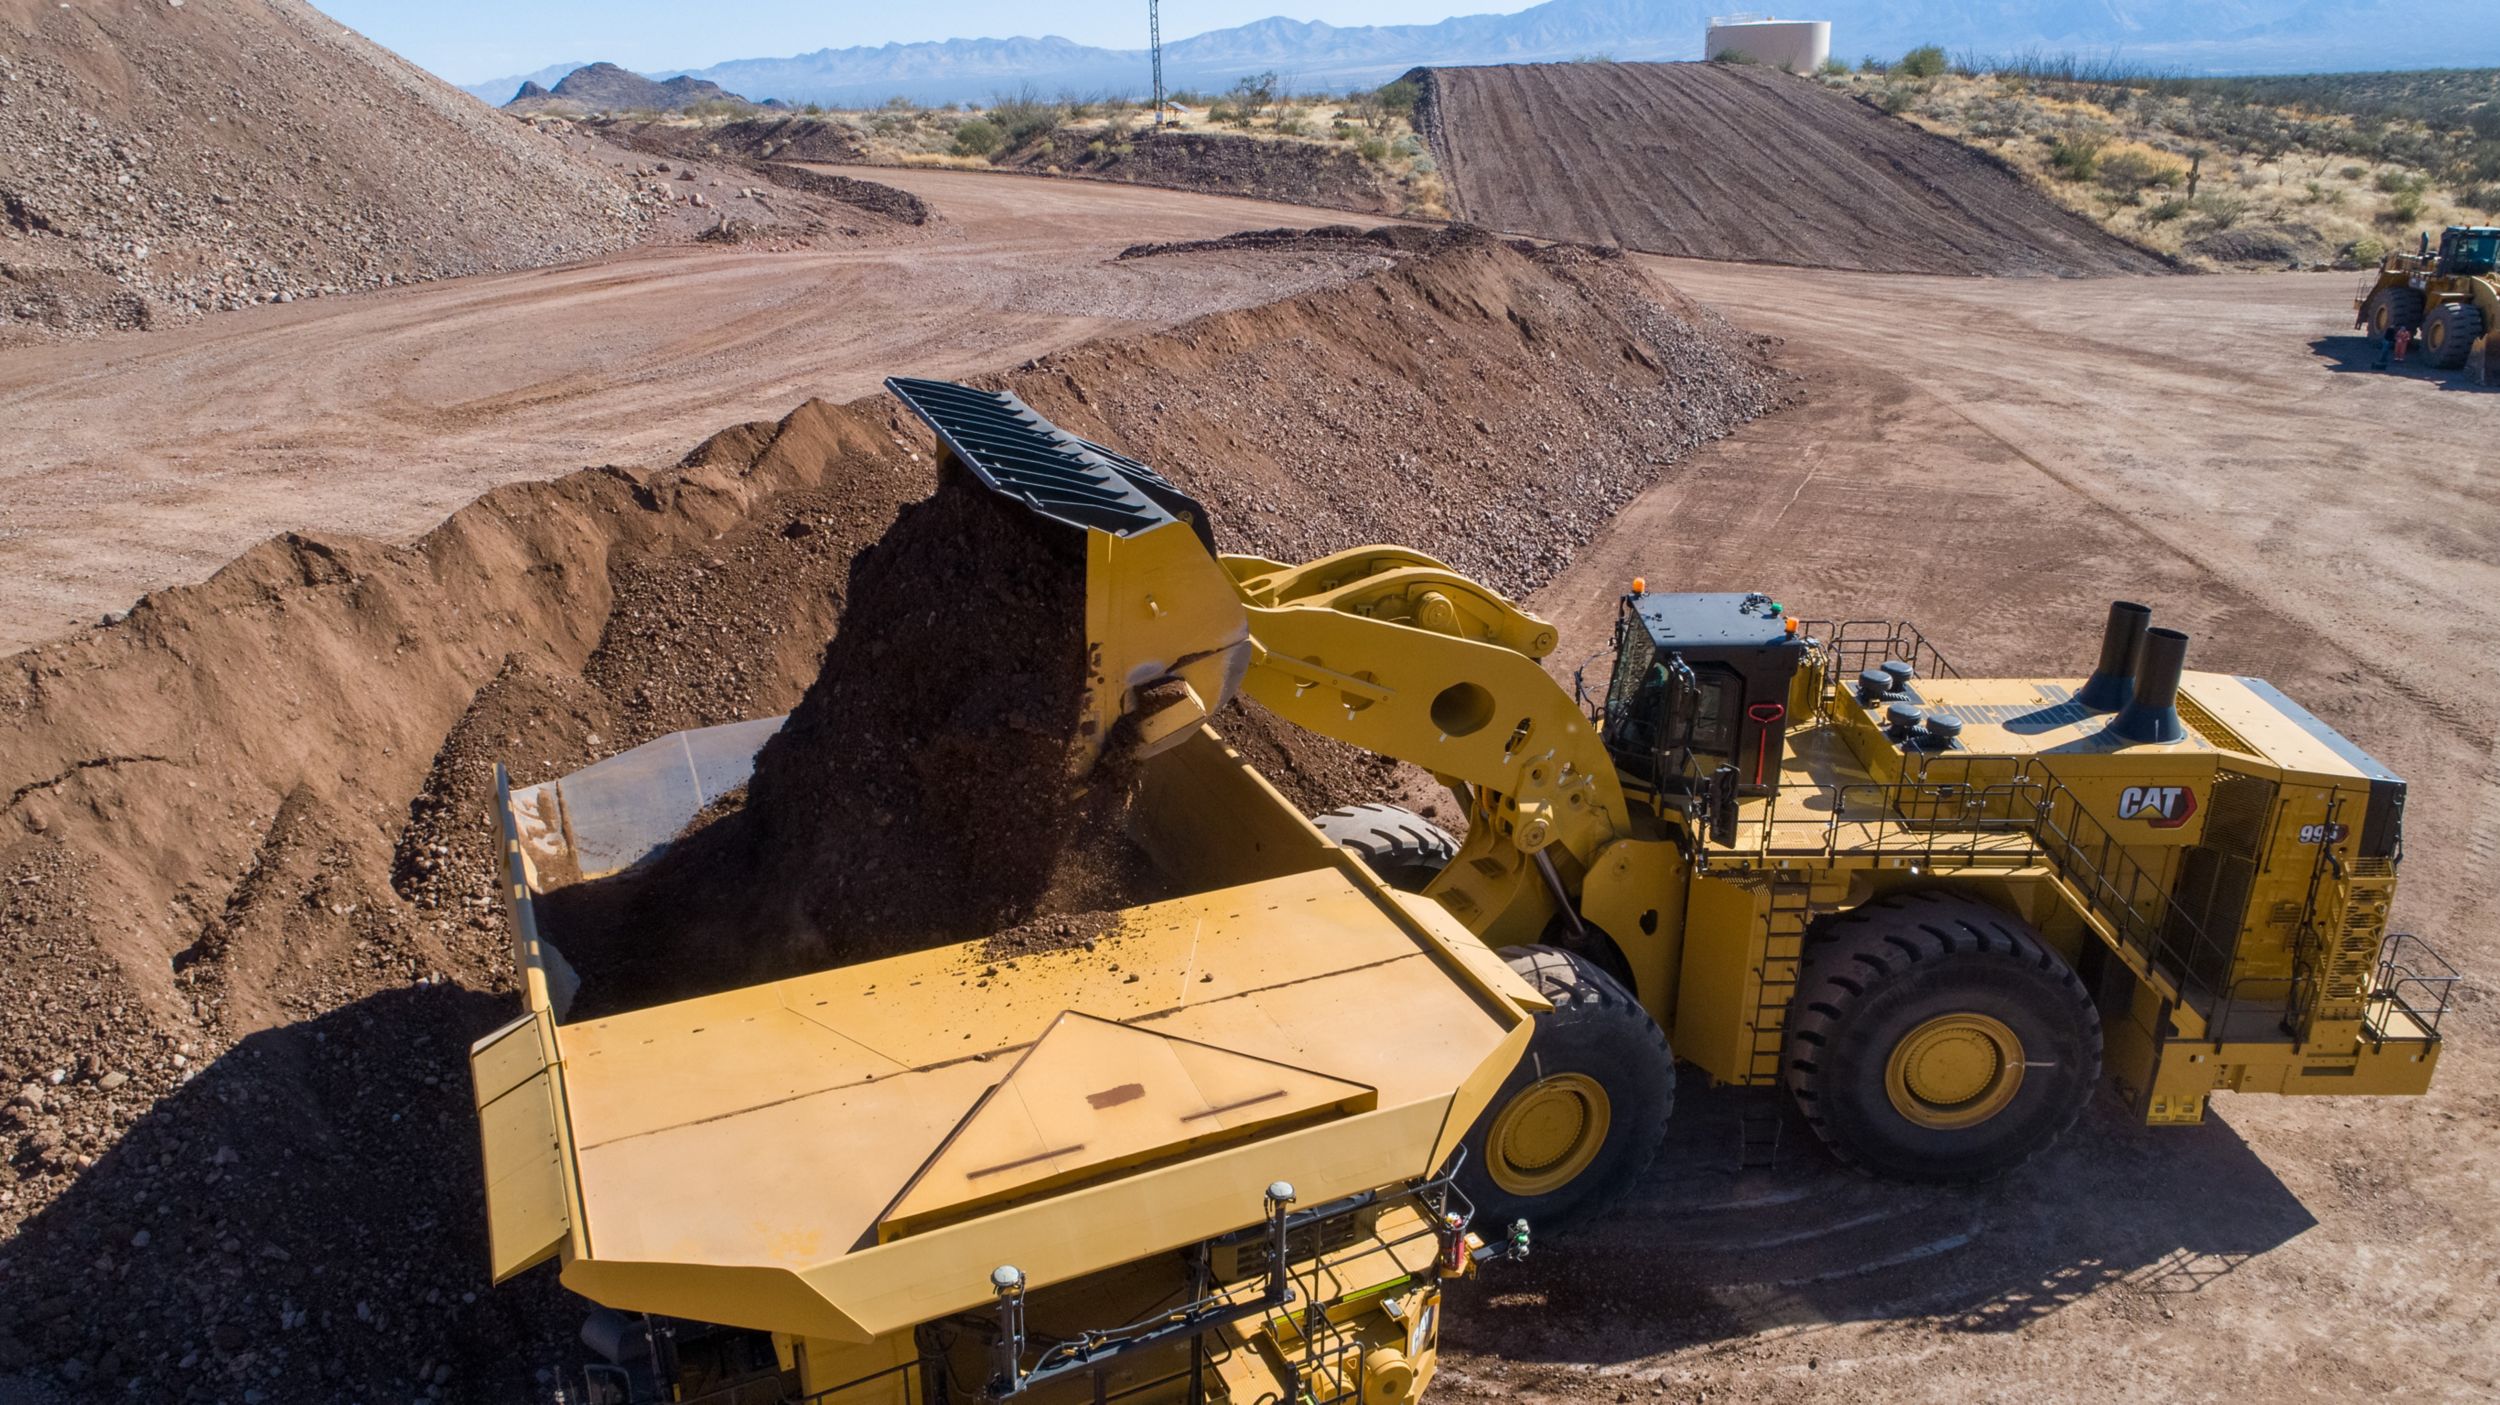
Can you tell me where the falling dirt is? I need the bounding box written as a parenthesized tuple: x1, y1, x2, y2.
(541, 469, 1175, 1016)
(0, 227, 1782, 1399)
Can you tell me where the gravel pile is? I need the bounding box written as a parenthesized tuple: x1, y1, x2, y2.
(0, 0, 645, 339)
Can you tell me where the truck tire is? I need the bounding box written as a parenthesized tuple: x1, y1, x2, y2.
(1784, 892, 2099, 1184)
(1314, 802, 1457, 892)
(2366, 286, 2425, 337)
(2424, 302, 2485, 370)
(1456, 946, 1674, 1231)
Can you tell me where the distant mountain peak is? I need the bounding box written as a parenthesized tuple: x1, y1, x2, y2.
(464, 0, 2500, 109)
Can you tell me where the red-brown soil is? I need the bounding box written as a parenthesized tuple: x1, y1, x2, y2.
(1410, 62, 2174, 277)
(0, 0, 646, 337)
(0, 229, 1780, 1398)
(1010, 128, 1404, 215)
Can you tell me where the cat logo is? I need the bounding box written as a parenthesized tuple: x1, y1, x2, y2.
(2117, 785, 2198, 828)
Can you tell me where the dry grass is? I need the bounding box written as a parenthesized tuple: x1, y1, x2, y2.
(1823, 69, 2494, 267)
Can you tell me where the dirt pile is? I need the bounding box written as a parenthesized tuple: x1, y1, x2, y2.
(0, 229, 1781, 1399)
(1008, 128, 1403, 215)
(592, 114, 872, 167)
(1409, 62, 2174, 277)
(0, 0, 645, 338)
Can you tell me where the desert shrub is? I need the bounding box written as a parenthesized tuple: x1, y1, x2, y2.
(2374, 168, 2426, 194)
(1898, 45, 1948, 79)
(1374, 78, 1418, 118)
(2191, 192, 2248, 229)
(2048, 134, 2105, 180)
(2098, 148, 2183, 194)
(1226, 70, 1280, 122)
(2345, 235, 2388, 265)
(2469, 185, 2500, 215)
(1709, 47, 1755, 65)
(1208, 101, 1242, 125)
(1820, 58, 1849, 77)
(882, 95, 916, 111)
(1277, 112, 1312, 137)
(800, 103, 824, 116)
(2340, 164, 2367, 180)
(1390, 133, 1424, 158)
(2378, 186, 2427, 226)
(1859, 55, 1888, 74)
(951, 118, 1002, 157)
(1874, 85, 1915, 115)
(987, 86, 1067, 148)
(1410, 154, 1437, 174)
(1331, 120, 1359, 140)
(1358, 135, 1391, 162)
(2147, 196, 2191, 222)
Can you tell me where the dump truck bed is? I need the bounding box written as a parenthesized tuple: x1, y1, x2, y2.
(473, 721, 1538, 1343)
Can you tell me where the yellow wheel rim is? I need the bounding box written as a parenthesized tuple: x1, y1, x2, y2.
(1486, 1073, 1611, 1196)
(1884, 1013, 2024, 1130)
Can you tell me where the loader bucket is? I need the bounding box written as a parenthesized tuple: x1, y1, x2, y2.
(886, 377, 1252, 766)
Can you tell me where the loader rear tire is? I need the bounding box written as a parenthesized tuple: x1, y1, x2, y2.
(1456, 946, 1673, 1231)
(2424, 303, 2485, 370)
(1784, 892, 2099, 1185)
(1315, 802, 1458, 892)
(2366, 287, 2425, 337)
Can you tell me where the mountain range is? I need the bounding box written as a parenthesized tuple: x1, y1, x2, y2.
(459, 0, 2500, 107)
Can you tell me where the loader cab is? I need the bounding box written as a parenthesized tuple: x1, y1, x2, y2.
(1601, 591, 1807, 804)
(2435, 226, 2498, 277)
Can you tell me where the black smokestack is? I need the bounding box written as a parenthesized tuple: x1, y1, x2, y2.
(2107, 627, 2188, 744)
(2076, 600, 2150, 711)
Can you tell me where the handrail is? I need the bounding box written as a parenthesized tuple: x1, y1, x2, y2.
(2370, 932, 2460, 1038)
(1800, 618, 1961, 684)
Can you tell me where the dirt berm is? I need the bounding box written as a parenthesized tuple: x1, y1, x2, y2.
(1410, 62, 2173, 277)
(0, 227, 1783, 1399)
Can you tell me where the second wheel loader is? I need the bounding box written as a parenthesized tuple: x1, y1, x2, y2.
(910, 379, 2454, 1228)
(2357, 224, 2499, 377)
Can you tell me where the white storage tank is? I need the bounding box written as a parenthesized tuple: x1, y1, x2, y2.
(1706, 15, 1833, 73)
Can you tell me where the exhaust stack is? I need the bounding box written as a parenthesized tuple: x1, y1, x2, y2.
(2106, 626, 2188, 744)
(2076, 600, 2151, 711)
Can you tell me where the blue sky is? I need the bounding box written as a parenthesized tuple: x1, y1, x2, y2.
(320, 1, 1537, 84)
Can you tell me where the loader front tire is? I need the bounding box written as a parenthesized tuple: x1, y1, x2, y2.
(2366, 287, 2425, 337)
(1315, 802, 1458, 893)
(1784, 892, 2099, 1184)
(2424, 303, 2485, 370)
(1456, 946, 1673, 1231)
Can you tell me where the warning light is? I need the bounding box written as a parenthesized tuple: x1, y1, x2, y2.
(1630, 577, 1646, 595)
(1785, 618, 1798, 634)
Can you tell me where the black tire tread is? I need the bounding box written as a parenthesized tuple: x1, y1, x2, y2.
(1458, 944, 1673, 1228)
(2370, 286, 2426, 336)
(1314, 802, 1459, 889)
(1784, 891, 2099, 1185)
(2426, 302, 2485, 370)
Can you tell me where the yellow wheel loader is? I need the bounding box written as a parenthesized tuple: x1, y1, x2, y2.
(2356, 225, 2499, 378)
(873, 379, 2451, 1218)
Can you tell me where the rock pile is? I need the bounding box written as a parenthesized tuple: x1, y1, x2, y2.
(0, 0, 645, 339)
